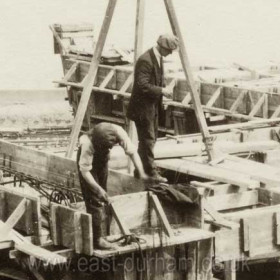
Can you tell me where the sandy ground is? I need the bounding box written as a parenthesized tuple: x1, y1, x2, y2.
(0, 89, 73, 130)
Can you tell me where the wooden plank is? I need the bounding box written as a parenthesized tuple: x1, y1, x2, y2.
(271, 105, 280, 119)
(150, 194, 174, 237)
(207, 190, 259, 211)
(15, 241, 67, 265)
(50, 204, 60, 245)
(80, 73, 88, 87)
(64, 58, 280, 121)
(99, 69, 115, 89)
(224, 203, 280, 220)
(163, 0, 214, 161)
(93, 227, 213, 258)
(241, 218, 250, 254)
(5, 198, 28, 229)
(0, 240, 13, 250)
(0, 140, 80, 189)
(120, 73, 133, 93)
(110, 202, 131, 236)
(224, 260, 236, 280)
(209, 117, 280, 132)
(81, 213, 93, 255)
(62, 62, 78, 82)
(50, 204, 93, 255)
(134, 0, 145, 62)
(156, 158, 260, 189)
(187, 242, 197, 280)
(206, 87, 221, 108)
(65, 0, 118, 158)
(275, 212, 280, 245)
(258, 188, 280, 206)
(60, 206, 76, 249)
(203, 199, 239, 229)
(191, 181, 244, 196)
(230, 90, 246, 112)
(109, 192, 149, 233)
(215, 227, 242, 262)
(0, 187, 41, 236)
(54, 78, 259, 121)
(233, 62, 259, 79)
(0, 191, 6, 221)
(197, 238, 213, 280)
(216, 205, 280, 259)
(74, 212, 83, 254)
(53, 23, 93, 33)
(224, 155, 280, 188)
(181, 92, 191, 106)
(49, 25, 68, 54)
(0, 140, 146, 196)
(1, 226, 66, 265)
(249, 94, 266, 117)
(263, 94, 268, 118)
(126, 0, 146, 173)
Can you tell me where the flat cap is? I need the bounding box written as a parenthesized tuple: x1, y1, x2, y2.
(157, 34, 179, 51)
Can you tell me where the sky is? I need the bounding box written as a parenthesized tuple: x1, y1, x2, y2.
(1, 0, 280, 89)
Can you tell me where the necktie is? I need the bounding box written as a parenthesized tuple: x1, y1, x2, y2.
(160, 56, 164, 86)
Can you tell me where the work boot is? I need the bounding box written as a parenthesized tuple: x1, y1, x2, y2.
(95, 237, 118, 250)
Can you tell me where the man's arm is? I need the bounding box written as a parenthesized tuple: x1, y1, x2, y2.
(135, 60, 173, 99)
(80, 171, 108, 203)
(79, 137, 108, 203)
(129, 152, 148, 179)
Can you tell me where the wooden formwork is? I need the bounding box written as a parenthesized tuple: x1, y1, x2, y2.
(50, 190, 214, 280)
(50, 23, 280, 136)
(2, 126, 280, 279)
(0, 186, 67, 266)
(54, 57, 280, 136)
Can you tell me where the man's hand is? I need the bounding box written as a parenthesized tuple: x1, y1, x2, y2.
(140, 173, 150, 180)
(98, 189, 109, 204)
(162, 87, 173, 99)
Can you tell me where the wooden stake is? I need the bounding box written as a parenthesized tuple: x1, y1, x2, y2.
(49, 25, 68, 54)
(150, 194, 174, 237)
(224, 260, 236, 280)
(163, 0, 214, 161)
(110, 202, 131, 236)
(127, 0, 146, 173)
(65, 0, 118, 158)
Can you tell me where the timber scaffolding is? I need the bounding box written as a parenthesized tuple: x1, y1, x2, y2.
(3, 2, 280, 280)
(51, 24, 280, 135)
(3, 125, 280, 279)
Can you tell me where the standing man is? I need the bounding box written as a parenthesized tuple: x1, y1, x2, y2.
(127, 34, 179, 183)
(77, 122, 147, 250)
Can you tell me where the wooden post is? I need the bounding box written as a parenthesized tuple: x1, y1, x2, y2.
(163, 0, 214, 161)
(65, 0, 118, 158)
(150, 194, 174, 237)
(127, 0, 146, 173)
(134, 0, 146, 62)
(224, 260, 236, 280)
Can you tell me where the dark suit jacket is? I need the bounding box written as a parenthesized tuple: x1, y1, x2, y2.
(127, 48, 164, 122)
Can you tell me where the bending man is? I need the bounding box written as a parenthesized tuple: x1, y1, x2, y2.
(77, 122, 147, 250)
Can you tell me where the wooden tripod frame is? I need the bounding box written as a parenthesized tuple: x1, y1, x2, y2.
(65, 0, 214, 161)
